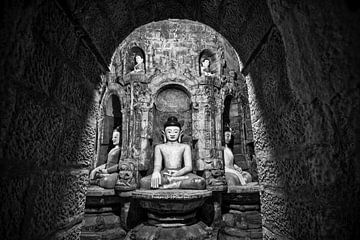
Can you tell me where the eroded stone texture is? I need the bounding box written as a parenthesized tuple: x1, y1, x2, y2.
(1, 1, 101, 239)
(248, 0, 360, 239)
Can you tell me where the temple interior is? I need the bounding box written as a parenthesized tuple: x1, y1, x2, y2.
(1, 1, 359, 240)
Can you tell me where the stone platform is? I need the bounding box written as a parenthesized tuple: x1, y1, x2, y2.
(126, 189, 213, 240)
(81, 185, 126, 240)
(220, 182, 262, 240)
(125, 222, 212, 240)
(133, 189, 212, 226)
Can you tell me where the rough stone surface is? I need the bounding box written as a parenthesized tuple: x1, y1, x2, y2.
(245, 1, 360, 239)
(1, 1, 99, 239)
(0, 170, 87, 240)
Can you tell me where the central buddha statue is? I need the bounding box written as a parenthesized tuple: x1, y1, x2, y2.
(140, 116, 206, 190)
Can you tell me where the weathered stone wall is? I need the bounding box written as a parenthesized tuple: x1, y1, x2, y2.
(246, 26, 310, 239)
(0, 1, 103, 239)
(245, 0, 360, 239)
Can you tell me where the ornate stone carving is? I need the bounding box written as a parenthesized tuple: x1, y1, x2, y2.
(96, 20, 248, 195)
(204, 169, 227, 190)
(132, 189, 212, 228)
(115, 160, 137, 191)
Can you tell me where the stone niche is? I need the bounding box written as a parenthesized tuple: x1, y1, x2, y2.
(153, 85, 192, 145)
(125, 46, 146, 74)
(83, 19, 259, 240)
(96, 93, 122, 167)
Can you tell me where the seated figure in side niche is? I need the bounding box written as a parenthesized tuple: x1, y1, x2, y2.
(223, 127, 252, 186)
(89, 126, 121, 189)
(140, 116, 206, 189)
(200, 58, 214, 76)
(131, 54, 145, 73)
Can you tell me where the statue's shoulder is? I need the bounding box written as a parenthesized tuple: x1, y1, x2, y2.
(179, 143, 191, 149)
(155, 143, 166, 149)
(109, 146, 121, 155)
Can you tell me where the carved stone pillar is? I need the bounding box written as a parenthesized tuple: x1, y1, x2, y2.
(214, 91, 225, 161)
(138, 105, 152, 171)
(120, 107, 130, 160)
(116, 106, 137, 191)
(207, 90, 227, 191)
(192, 84, 211, 170)
(192, 78, 227, 191)
(116, 80, 138, 191)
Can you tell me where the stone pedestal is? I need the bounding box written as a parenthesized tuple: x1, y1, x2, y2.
(220, 183, 262, 240)
(126, 189, 213, 240)
(81, 185, 126, 240)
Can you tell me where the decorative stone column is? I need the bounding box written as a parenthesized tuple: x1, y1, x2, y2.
(120, 107, 130, 160)
(192, 77, 227, 191)
(214, 88, 225, 161)
(137, 99, 153, 171)
(117, 73, 152, 191)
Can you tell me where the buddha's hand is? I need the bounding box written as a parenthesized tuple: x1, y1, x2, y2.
(169, 170, 180, 177)
(234, 165, 242, 173)
(151, 172, 161, 189)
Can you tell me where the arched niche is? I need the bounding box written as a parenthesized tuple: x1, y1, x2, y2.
(97, 94, 122, 166)
(199, 49, 217, 76)
(125, 46, 146, 74)
(223, 95, 232, 131)
(153, 84, 192, 145)
(222, 95, 247, 166)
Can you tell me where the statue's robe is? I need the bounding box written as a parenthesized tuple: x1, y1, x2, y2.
(89, 147, 120, 189)
(140, 168, 205, 190)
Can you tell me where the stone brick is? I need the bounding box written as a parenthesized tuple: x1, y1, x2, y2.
(223, 213, 236, 227)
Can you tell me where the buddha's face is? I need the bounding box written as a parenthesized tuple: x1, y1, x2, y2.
(224, 131, 232, 144)
(202, 59, 210, 68)
(165, 126, 181, 142)
(112, 131, 121, 145)
(135, 55, 143, 64)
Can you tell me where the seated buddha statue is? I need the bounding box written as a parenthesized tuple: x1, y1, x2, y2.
(223, 127, 252, 186)
(89, 126, 121, 189)
(140, 116, 206, 190)
(200, 58, 213, 76)
(131, 55, 145, 73)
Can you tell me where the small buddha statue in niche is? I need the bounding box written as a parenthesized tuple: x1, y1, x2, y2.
(200, 58, 213, 76)
(89, 126, 121, 189)
(131, 54, 145, 73)
(223, 127, 252, 186)
(140, 116, 206, 189)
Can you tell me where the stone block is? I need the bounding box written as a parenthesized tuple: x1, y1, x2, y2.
(223, 213, 236, 227)
(223, 227, 250, 238)
(250, 229, 263, 239)
(229, 204, 260, 211)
